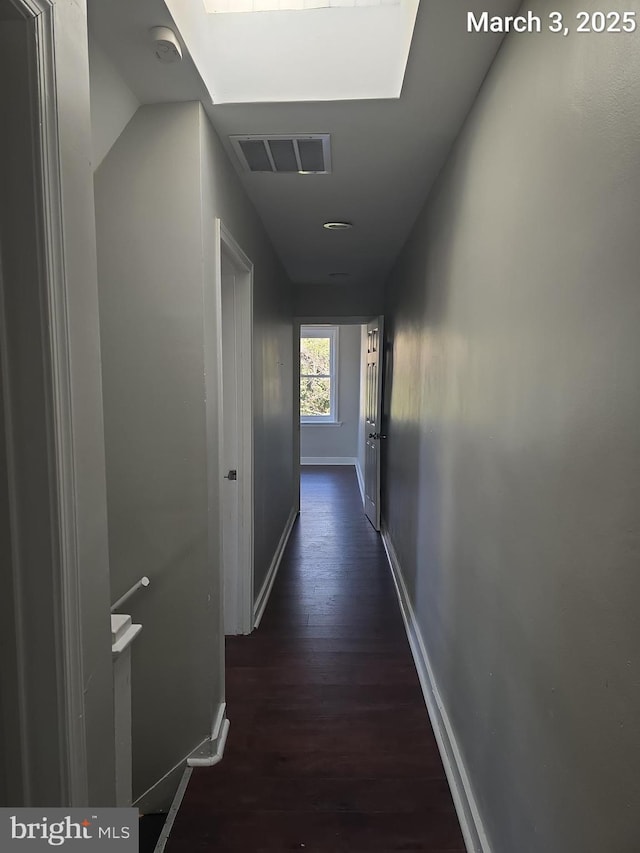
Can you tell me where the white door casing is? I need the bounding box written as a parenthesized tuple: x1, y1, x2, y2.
(221, 261, 241, 632)
(364, 316, 384, 531)
(0, 0, 115, 806)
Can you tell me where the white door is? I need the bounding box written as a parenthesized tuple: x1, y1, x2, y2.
(218, 224, 254, 636)
(364, 316, 385, 530)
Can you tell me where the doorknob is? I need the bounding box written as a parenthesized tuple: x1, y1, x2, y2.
(224, 469, 237, 481)
(368, 433, 387, 440)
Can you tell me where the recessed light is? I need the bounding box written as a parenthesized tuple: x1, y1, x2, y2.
(323, 221, 352, 230)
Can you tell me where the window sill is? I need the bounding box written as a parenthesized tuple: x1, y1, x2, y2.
(300, 420, 343, 427)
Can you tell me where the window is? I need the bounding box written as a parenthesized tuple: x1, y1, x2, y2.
(300, 325, 338, 423)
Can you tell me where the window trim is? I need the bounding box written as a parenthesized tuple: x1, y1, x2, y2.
(300, 325, 339, 424)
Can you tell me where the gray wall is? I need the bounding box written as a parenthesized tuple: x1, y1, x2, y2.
(94, 101, 293, 806)
(383, 1, 640, 851)
(295, 281, 384, 318)
(300, 324, 361, 460)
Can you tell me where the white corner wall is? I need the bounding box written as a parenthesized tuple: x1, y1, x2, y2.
(94, 101, 293, 809)
(95, 104, 214, 808)
(88, 35, 139, 171)
(300, 324, 361, 462)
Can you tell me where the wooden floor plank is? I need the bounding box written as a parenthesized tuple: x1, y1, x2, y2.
(166, 466, 465, 852)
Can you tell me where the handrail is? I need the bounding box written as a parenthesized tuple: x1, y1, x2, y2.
(111, 576, 150, 613)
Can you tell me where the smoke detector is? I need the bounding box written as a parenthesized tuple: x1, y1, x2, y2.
(149, 26, 183, 63)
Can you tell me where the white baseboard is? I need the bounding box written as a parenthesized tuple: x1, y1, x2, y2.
(187, 702, 230, 767)
(134, 702, 229, 813)
(253, 506, 298, 629)
(381, 527, 492, 853)
(153, 766, 192, 853)
(355, 460, 365, 504)
(134, 756, 186, 815)
(300, 456, 357, 466)
(151, 706, 229, 850)
(131, 736, 197, 813)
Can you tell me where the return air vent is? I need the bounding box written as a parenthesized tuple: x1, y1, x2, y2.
(230, 135, 331, 174)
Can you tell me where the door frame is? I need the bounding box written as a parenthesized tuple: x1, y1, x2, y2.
(214, 220, 254, 635)
(293, 318, 301, 514)
(293, 315, 379, 514)
(364, 315, 385, 531)
(0, 0, 114, 806)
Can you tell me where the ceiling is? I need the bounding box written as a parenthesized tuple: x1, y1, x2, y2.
(89, 0, 521, 288)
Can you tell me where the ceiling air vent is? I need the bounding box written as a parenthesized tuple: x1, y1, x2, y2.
(230, 135, 331, 174)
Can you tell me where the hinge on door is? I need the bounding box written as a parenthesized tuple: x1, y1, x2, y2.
(224, 469, 237, 480)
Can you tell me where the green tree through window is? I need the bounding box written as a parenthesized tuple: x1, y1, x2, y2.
(300, 327, 337, 420)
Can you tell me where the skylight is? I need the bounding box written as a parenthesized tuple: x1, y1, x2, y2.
(204, 0, 399, 12)
(167, 0, 419, 103)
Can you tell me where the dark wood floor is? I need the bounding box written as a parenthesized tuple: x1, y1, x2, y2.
(166, 466, 465, 852)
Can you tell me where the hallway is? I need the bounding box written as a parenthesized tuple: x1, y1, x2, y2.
(166, 466, 465, 851)
(3, 1, 639, 846)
